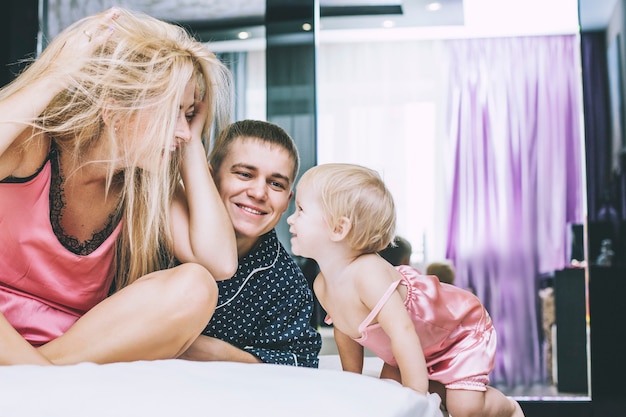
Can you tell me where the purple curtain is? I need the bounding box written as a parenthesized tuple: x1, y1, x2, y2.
(444, 35, 585, 387)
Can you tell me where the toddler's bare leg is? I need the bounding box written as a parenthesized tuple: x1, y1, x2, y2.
(379, 362, 401, 382)
(445, 386, 525, 417)
(428, 380, 447, 410)
(39, 263, 217, 365)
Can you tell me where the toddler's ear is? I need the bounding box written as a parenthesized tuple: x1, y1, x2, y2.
(330, 217, 351, 242)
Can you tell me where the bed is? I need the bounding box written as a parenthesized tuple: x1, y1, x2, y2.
(0, 356, 443, 417)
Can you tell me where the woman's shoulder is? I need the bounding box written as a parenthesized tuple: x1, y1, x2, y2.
(1, 133, 51, 182)
(1, 131, 50, 181)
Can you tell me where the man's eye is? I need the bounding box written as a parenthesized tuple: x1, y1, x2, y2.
(271, 181, 286, 190)
(236, 171, 252, 178)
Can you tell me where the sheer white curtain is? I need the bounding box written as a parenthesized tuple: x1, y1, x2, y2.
(245, 41, 451, 266)
(316, 40, 451, 267)
(244, 50, 267, 121)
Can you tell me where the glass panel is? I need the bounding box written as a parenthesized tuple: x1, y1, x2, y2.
(41, 0, 608, 403)
(225, 19, 592, 400)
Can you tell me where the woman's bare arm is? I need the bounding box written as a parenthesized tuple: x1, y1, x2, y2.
(170, 91, 237, 280)
(0, 8, 120, 180)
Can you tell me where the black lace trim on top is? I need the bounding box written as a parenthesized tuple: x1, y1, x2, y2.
(49, 143, 122, 255)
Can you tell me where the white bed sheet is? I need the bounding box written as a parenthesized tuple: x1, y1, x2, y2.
(0, 359, 443, 417)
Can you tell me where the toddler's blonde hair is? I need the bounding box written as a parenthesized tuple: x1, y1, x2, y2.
(299, 163, 396, 253)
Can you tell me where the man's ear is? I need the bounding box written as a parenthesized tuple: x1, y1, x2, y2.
(330, 216, 351, 242)
(281, 190, 294, 214)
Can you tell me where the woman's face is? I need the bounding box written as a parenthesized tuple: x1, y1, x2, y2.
(119, 78, 196, 168)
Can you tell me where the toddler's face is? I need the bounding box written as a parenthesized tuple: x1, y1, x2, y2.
(287, 181, 329, 258)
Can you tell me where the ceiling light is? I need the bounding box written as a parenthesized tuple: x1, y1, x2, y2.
(382, 20, 395, 28)
(302, 22, 312, 31)
(427, 2, 442, 11)
(237, 31, 250, 40)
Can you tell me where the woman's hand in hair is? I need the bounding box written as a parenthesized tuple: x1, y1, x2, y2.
(188, 87, 210, 145)
(52, 7, 120, 83)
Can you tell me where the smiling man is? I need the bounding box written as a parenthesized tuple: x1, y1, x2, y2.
(180, 119, 321, 367)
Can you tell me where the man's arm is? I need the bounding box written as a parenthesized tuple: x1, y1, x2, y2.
(182, 239, 322, 367)
(182, 284, 321, 367)
(243, 284, 321, 367)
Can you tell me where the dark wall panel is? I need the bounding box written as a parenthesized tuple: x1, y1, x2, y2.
(1, 0, 39, 87)
(266, 0, 317, 248)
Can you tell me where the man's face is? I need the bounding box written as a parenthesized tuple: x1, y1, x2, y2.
(212, 137, 294, 255)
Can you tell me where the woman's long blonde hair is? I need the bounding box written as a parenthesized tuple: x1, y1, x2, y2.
(0, 8, 232, 290)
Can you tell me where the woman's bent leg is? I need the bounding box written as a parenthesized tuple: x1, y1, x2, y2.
(39, 263, 217, 365)
(0, 312, 52, 365)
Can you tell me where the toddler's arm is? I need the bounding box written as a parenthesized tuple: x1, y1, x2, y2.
(334, 326, 364, 374)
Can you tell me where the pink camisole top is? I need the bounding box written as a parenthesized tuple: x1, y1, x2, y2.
(328, 265, 496, 387)
(0, 155, 122, 346)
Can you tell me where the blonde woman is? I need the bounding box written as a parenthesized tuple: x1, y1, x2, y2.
(0, 8, 237, 365)
(287, 163, 524, 417)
